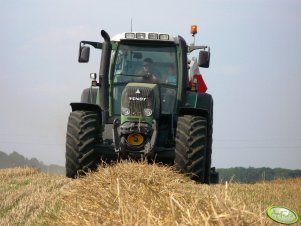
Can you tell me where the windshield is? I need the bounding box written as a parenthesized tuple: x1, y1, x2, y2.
(112, 44, 178, 85)
(111, 43, 178, 115)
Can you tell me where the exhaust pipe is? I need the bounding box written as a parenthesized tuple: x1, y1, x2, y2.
(178, 36, 188, 107)
(99, 30, 112, 124)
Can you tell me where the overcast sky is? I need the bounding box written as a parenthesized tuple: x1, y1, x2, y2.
(1, 0, 300, 169)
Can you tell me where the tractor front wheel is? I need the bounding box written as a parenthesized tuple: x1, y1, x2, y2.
(65, 110, 102, 178)
(174, 115, 208, 183)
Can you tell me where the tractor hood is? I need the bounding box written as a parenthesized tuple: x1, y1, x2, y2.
(121, 83, 160, 125)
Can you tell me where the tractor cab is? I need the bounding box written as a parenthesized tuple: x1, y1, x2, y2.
(110, 34, 178, 116)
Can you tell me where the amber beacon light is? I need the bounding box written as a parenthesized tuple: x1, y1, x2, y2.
(191, 25, 198, 36)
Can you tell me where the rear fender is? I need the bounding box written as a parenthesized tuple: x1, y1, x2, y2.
(80, 87, 98, 104)
(70, 103, 102, 114)
(196, 93, 213, 124)
(182, 92, 213, 121)
(179, 107, 209, 119)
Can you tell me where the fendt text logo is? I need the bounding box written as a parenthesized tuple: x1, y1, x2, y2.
(267, 206, 299, 225)
(129, 97, 146, 101)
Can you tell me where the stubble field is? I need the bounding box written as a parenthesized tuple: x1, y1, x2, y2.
(0, 162, 300, 225)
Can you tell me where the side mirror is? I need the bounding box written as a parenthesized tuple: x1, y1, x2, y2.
(78, 45, 90, 63)
(198, 50, 210, 68)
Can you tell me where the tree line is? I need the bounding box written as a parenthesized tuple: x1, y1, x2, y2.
(0, 150, 65, 175)
(217, 167, 301, 183)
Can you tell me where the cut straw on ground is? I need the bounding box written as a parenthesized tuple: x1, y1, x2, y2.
(1, 162, 300, 225)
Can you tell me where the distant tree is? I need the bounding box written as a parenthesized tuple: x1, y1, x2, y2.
(0, 151, 8, 158)
(28, 158, 41, 168)
(0, 151, 10, 168)
(9, 151, 26, 166)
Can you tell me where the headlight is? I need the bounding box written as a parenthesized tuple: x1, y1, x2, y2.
(136, 33, 146, 39)
(121, 107, 130, 116)
(144, 108, 152, 117)
(125, 33, 135, 39)
(159, 34, 169, 40)
(148, 33, 158, 40)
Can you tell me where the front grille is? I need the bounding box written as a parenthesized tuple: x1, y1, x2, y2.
(122, 86, 153, 116)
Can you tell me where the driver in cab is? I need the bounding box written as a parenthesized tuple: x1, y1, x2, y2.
(138, 58, 161, 82)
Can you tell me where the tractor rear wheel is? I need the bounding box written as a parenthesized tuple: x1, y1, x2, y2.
(174, 115, 208, 183)
(205, 103, 213, 183)
(65, 110, 102, 178)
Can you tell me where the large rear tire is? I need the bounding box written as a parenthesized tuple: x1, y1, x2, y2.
(205, 103, 213, 183)
(65, 110, 102, 178)
(174, 115, 208, 183)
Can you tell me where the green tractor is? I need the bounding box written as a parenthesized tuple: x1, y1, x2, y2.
(66, 27, 218, 183)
